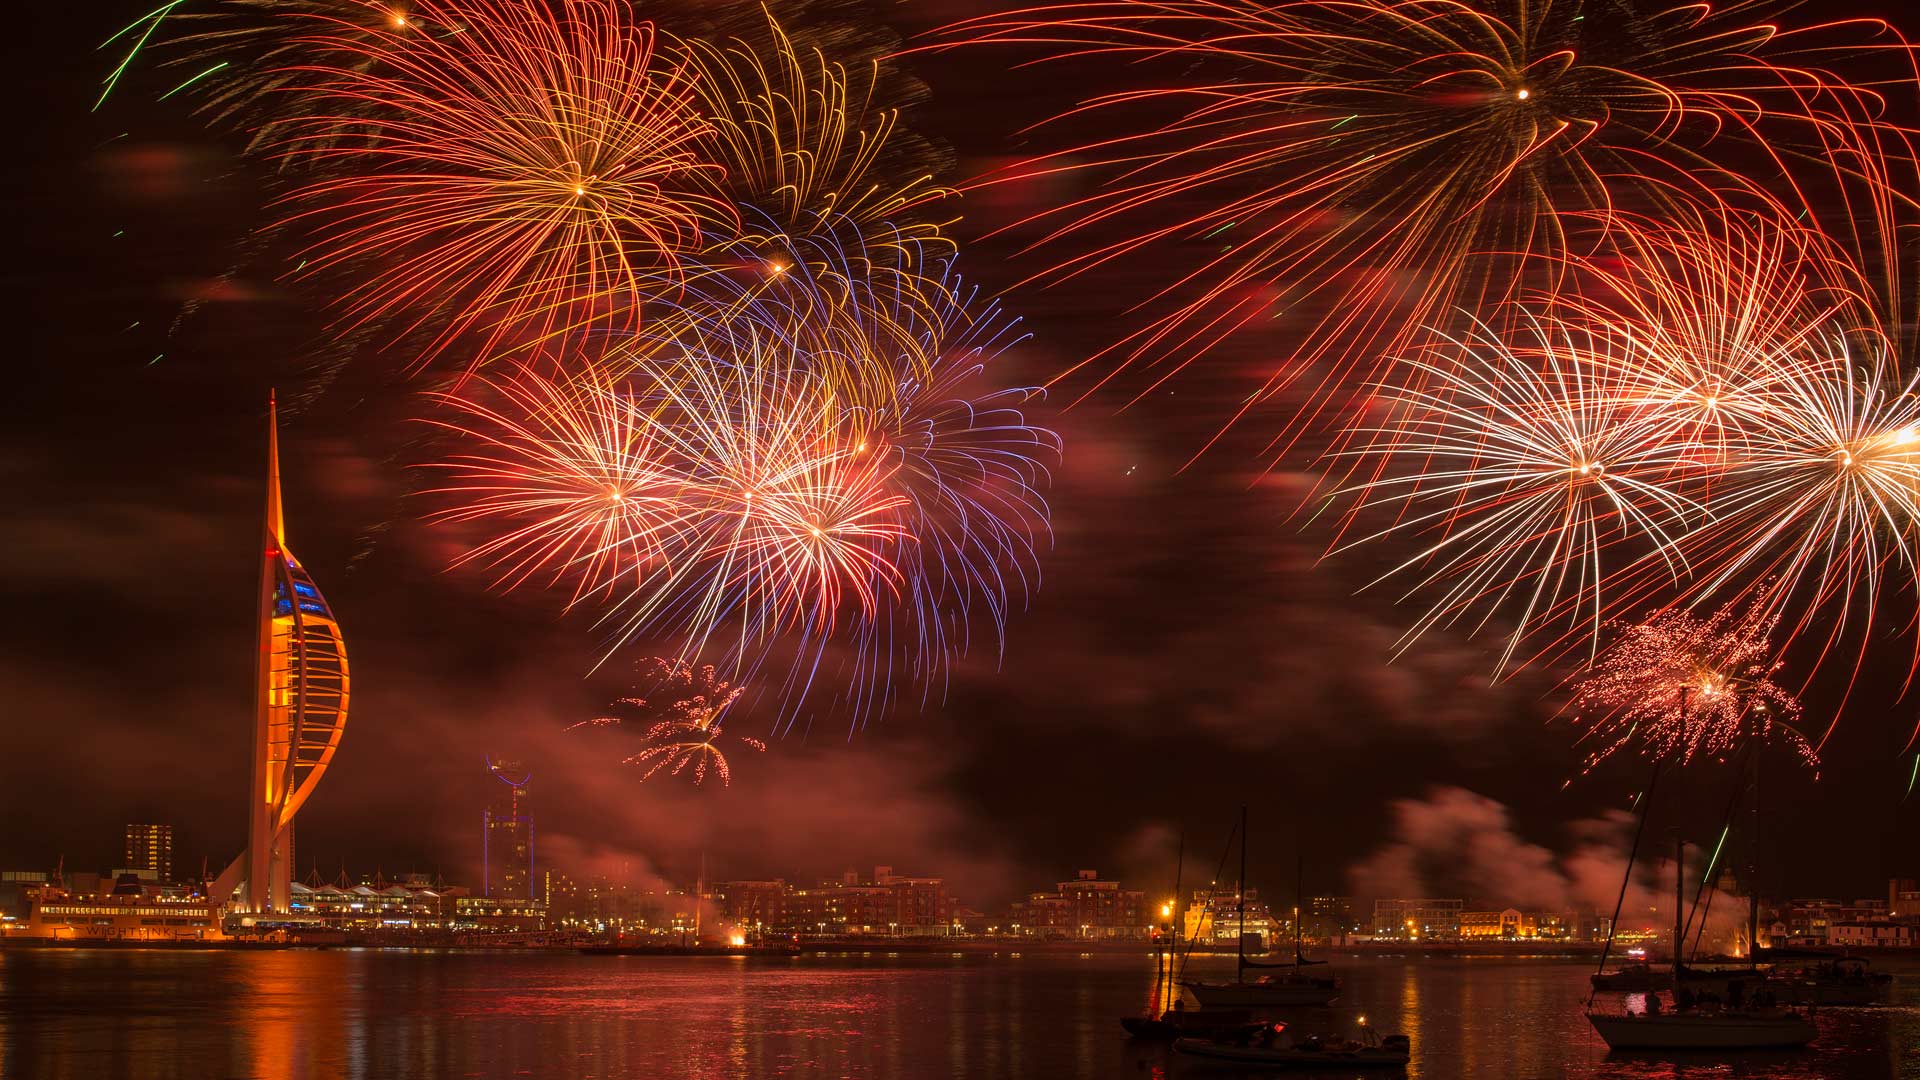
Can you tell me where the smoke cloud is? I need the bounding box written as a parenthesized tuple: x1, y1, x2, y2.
(1348, 786, 1753, 951)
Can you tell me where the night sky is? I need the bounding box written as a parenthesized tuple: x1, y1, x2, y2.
(3, 0, 1916, 913)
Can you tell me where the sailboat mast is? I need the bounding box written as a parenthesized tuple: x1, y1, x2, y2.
(1295, 849, 1304, 963)
(1672, 687, 1689, 987)
(1674, 834, 1684, 987)
(1749, 713, 1761, 970)
(1154, 831, 1184, 1015)
(1237, 805, 1248, 980)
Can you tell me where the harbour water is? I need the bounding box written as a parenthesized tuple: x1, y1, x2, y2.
(3, 948, 1917, 1079)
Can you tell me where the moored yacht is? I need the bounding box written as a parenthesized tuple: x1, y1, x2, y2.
(1185, 967, 1341, 1008)
(1181, 808, 1340, 1008)
(1587, 835, 1814, 1052)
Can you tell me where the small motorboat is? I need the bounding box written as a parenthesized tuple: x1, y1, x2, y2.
(1174, 1019, 1410, 1069)
(1591, 960, 1769, 993)
(1590, 961, 1668, 992)
(1766, 957, 1891, 1006)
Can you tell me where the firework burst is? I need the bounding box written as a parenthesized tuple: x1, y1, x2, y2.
(931, 0, 1920, 456)
(1525, 210, 1920, 694)
(1571, 600, 1812, 768)
(572, 657, 763, 786)
(419, 361, 699, 605)
(271, 0, 734, 367)
(427, 259, 1057, 725)
(1652, 343, 1920, 692)
(680, 12, 955, 271)
(839, 265, 1058, 707)
(1332, 313, 1708, 673)
(1544, 209, 1870, 466)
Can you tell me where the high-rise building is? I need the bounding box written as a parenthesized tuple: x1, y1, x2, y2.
(209, 395, 353, 916)
(484, 759, 533, 899)
(124, 824, 173, 882)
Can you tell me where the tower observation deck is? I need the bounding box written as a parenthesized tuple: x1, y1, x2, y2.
(211, 395, 351, 917)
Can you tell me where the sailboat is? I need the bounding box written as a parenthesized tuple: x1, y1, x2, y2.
(1586, 719, 1815, 1051)
(1183, 807, 1340, 1008)
(1588, 907, 1816, 1052)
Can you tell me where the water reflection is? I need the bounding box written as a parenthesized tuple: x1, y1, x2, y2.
(0, 949, 1912, 1079)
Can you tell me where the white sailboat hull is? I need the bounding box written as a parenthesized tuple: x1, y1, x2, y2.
(1586, 1011, 1816, 1050)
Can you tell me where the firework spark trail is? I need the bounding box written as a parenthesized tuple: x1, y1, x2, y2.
(680, 12, 957, 270)
(1541, 208, 1871, 469)
(606, 316, 912, 656)
(269, 0, 735, 370)
(419, 361, 702, 606)
(98, 0, 416, 155)
(1571, 600, 1813, 769)
(1331, 313, 1711, 674)
(827, 263, 1060, 719)
(571, 657, 762, 785)
(1649, 344, 1920, 702)
(603, 272, 1058, 730)
(925, 0, 1920, 464)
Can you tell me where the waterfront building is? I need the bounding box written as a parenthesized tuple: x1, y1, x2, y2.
(542, 872, 690, 934)
(483, 758, 534, 900)
(1775, 897, 1890, 946)
(124, 824, 173, 883)
(1459, 909, 1576, 940)
(1008, 870, 1148, 940)
(1182, 886, 1281, 948)
(716, 879, 790, 937)
(543, 869, 576, 915)
(1770, 884, 1920, 949)
(1372, 898, 1465, 941)
(1829, 920, 1912, 948)
(287, 881, 445, 928)
(748, 867, 959, 938)
(452, 895, 548, 932)
(209, 397, 352, 919)
(1891, 878, 1920, 916)
(1306, 895, 1356, 939)
(876, 867, 956, 937)
(789, 876, 901, 936)
(0, 871, 51, 927)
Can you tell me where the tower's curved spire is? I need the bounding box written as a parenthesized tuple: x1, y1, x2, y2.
(209, 394, 351, 917)
(266, 389, 285, 546)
